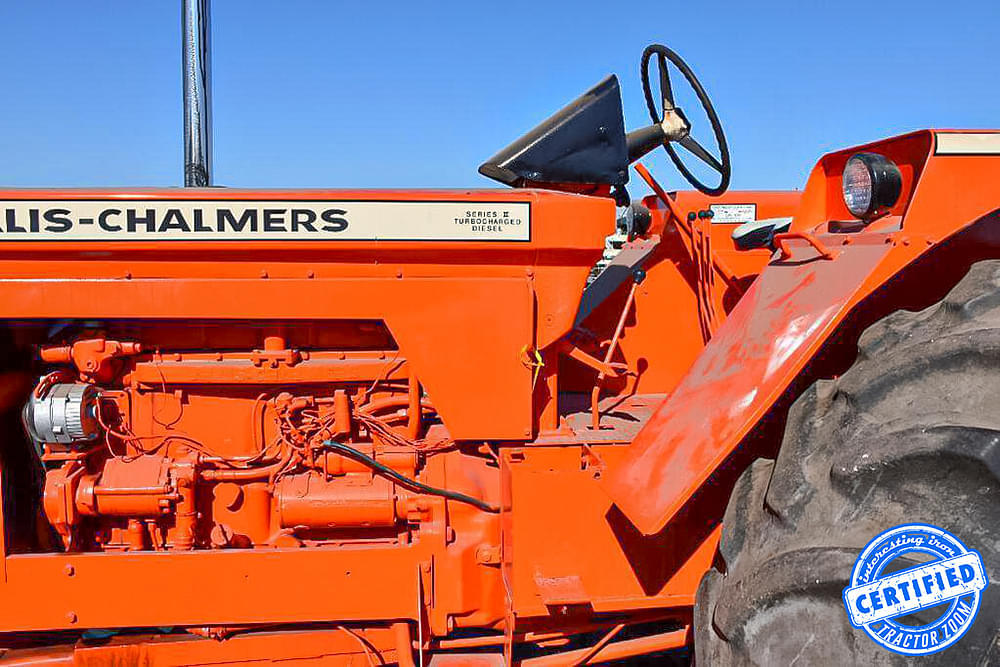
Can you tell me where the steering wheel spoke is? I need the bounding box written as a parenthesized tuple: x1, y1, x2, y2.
(657, 53, 674, 112)
(640, 44, 731, 196)
(679, 135, 723, 174)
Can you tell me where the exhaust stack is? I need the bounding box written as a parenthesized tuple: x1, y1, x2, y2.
(182, 0, 212, 187)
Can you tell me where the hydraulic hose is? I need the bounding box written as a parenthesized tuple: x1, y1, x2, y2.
(321, 440, 499, 513)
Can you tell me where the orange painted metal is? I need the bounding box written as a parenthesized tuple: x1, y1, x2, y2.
(773, 230, 837, 261)
(562, 183, 801, 401)
(607, 130, 1000, 534)
(636, 162, 741, 291)
(0, 627, 406, 665)
(519, 627, 689, 665)
(1, 130, 998, 665)
(0, 185, 710, 664)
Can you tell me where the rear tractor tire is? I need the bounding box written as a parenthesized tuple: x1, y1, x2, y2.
(695, 259, 1000, 665)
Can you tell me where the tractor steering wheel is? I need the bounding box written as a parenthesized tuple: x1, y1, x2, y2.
(640, 44, 731, 196)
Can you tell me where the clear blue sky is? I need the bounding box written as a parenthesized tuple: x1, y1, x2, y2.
(0, 1, 997, 195)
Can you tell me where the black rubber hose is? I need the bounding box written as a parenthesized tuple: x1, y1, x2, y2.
(321, 440, 499, 513)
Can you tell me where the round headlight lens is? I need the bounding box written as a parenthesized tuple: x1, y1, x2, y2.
(841, 153, 903, 220)
(843, 157, 873, 217)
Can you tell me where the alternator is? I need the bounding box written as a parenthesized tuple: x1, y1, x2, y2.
(24, 383, 100, 446)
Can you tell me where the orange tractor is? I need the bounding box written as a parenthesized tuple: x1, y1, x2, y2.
(1, 4, 998, 665)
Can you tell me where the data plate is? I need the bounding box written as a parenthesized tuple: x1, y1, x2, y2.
(709, 203, 756, 224)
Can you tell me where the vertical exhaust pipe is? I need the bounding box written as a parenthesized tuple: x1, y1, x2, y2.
(182, 0, 212, 187)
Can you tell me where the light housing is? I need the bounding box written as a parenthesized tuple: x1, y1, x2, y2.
(842, 152, 902, 219)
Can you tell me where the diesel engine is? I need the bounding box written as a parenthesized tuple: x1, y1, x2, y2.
(26, 324, 498, 554)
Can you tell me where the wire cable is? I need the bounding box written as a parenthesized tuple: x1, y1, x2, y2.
(321, 440, 499, 513)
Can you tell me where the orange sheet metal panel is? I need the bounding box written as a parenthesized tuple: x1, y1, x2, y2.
(600, 189, 800, 396)
(0, 547, 421, 631)
(0, 188, 612, 441)
(0, 627, 403, 665)
(606, 130, 1000, 534)
(0, 187, 613, 351)
(605, 235, 891, 534)
(0, 276, 533, 440)
(502, 447, 719, 617)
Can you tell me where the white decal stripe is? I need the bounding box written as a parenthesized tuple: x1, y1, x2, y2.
(935, 133, 1000, 155)
(0, 200, 531, 242)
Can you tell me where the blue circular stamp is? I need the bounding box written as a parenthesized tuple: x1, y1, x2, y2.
(842, 523, 988, 655)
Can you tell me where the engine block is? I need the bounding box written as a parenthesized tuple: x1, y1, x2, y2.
(31, 325, 498, 555)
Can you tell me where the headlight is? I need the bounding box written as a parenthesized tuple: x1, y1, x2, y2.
(842, 153, 902, 220)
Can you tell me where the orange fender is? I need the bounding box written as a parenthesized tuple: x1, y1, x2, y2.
(605, 129, 1000, 534)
